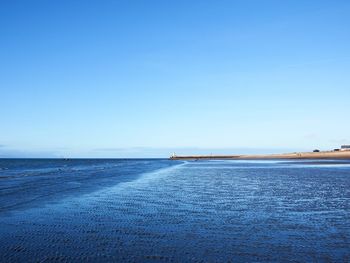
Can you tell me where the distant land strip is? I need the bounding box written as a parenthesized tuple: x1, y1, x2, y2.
(170, 150, 350, 160)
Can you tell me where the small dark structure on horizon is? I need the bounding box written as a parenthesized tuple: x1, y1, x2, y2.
(341, 145, 350, 151)
(313, 149, 320, 153)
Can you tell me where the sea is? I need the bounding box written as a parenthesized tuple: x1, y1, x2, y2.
(0, 158, 349, 262)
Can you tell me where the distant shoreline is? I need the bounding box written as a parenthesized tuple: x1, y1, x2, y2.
(170, 150, 350, 160)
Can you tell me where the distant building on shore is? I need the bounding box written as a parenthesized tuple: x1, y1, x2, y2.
(340, 145, 350, 151)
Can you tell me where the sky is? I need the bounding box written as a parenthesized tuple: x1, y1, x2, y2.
(1, 0, 350, 158)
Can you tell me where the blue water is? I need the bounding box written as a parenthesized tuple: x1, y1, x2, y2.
(0, 159, 349, 262)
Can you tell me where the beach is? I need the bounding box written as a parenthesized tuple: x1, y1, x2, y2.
(170, 150, 350, 160)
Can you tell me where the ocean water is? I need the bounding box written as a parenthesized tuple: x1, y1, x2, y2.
(0, 159, 349, 262)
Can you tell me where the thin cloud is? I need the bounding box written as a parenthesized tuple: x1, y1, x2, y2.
(94, 147, 146, 152)
(0, 147, 59, 158)
(330, 139, 350, 145)
(304, 133, 318, 140)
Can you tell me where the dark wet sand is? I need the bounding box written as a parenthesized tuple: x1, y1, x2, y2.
(0, 159, 349, 262)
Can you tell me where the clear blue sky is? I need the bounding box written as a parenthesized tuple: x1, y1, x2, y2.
(1, 0, 349, 157)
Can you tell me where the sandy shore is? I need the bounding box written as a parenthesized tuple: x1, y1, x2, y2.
(170, 150, 350, 160)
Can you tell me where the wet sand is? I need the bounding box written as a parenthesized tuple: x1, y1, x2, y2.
(0, 159, 349, 262)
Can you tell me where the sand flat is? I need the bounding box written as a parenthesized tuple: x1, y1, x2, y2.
(171, 150, 350, 160)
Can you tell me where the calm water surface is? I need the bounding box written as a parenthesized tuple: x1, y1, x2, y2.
(0, 159, 349, 262)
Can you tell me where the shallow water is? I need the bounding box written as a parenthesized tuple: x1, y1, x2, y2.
(0, 159, 349, 262)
